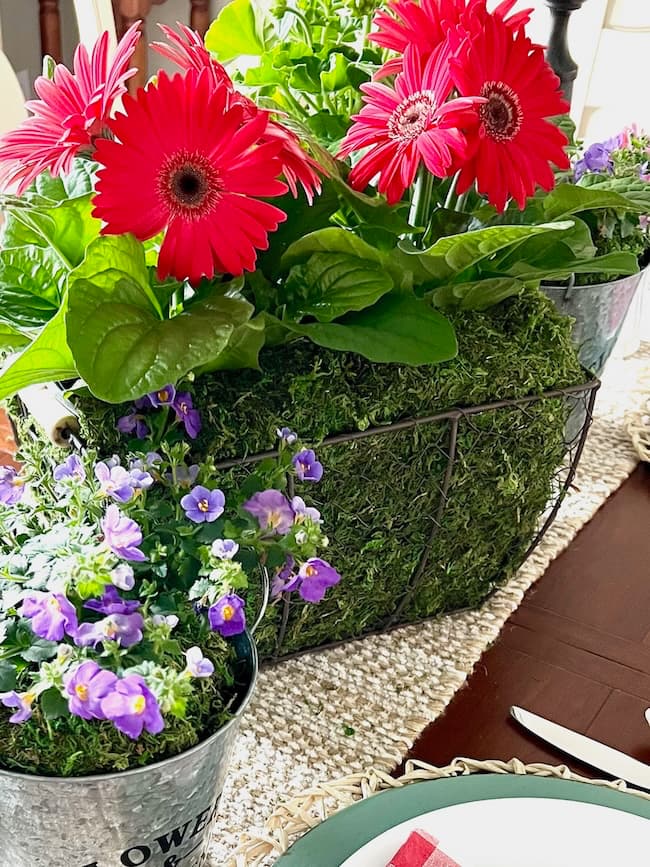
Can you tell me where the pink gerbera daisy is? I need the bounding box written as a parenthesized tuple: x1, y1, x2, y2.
(0, 23, 141, 193)
(450, 13, 570, 211)
(371, 0, 531, 77)
(151, 22, 322, 203)
(92, 69, 288, 284)
(337, 43, 483, 205)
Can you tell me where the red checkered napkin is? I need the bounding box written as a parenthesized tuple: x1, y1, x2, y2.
(387, 829, 460, 866)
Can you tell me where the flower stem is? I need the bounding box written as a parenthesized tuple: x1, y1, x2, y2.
(409, 165, 435, 247)
(444, 171, 461, 210)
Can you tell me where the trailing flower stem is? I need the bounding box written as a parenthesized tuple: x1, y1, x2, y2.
(409, 165, 435, 247)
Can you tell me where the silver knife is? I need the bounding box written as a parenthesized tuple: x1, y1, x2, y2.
(510, 705, 650, 791)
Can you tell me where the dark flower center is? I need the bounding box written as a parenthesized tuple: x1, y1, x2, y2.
(158, 150, 224, 220)
(479, 81, 523, 143)
(388, 90, 438, 142)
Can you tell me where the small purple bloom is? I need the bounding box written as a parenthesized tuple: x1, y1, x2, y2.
(128, 468, 154, 492)
(21, 591, 78, 641)
(147, 384, 176, 408)
(110, 563, 135, 591)
(297, 558, 341, 603)
(117, 412, 150, 440)
(574, 140, 615, 180)
(164, 464, 200, 488)
(74, 612, 144, 648)
(53, 454, 86, 483)
(151, 613, 179, 628)
(640, 214, 650, 231)
(0, 691, 35, 723)
(181, 485, 225, 523)
(208, 594, 246, 637)
(133, 396, 150, 411)
(271, 555, 301, 597)
(101, 504, 146, 562)
(94, 462, 135, 503)
(211, 538, 239, 560)
(101, 675, 164, 740)
(184, 646, 214, 678)
(63, 661, 118, 721)
(276, 426, 298, 445)
(84, 586, 140, 616)
(243, 489, 294, 535)
(291, 495, 322, 524)
(292, 449, 323, 483)
(173, 392, 202, 439)
(0, 466, 24, 505)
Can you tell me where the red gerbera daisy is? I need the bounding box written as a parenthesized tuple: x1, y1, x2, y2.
(0, 23, 141, 193)
(337, 44, 483, 205)
(92, 69, 288, 284)
(371, 0, 531, 78)
(151, 23, 322, 204)
(450, 13, 570, 211)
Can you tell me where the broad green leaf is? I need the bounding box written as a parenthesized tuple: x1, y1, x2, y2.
(33, 159, 97, 202)
(282, 227, 385, 269)
(289, 62, 322, 94)
(286, 252, 393, 321)
(578, 173, 650, 213)
(0, 246, 65, 329)
(40, 687, 70, 719)
(0, 323, 29, 351)
(204, 0, 271, 62)
(287, 294, 457, 364)
(195, 317, 266, 373)
(543, 183, 646, 220)
(432, 277, 526, 311)
(0, 306, 77, 401)
(320, 53, 352, 91)
(20, 638, 58, 663)
(66, 273, 253, 402)
(514, 251, 639, 281)
(0, 661, 17, 691)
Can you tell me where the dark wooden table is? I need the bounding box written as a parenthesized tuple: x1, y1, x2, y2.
(404, 463, 650, 778)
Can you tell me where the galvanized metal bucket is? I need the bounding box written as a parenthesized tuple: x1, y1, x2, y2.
(0, 630, 258, 867)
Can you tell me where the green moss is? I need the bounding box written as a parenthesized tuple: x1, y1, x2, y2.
(13, 289, 589, 661)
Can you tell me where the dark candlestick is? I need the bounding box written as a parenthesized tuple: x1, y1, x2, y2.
(545, 0, 589, 104)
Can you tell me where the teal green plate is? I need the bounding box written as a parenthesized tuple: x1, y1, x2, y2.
(275, 774, 650, 865)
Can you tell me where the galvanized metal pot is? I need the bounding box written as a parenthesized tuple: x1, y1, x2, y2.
(0, 630, 257, 867)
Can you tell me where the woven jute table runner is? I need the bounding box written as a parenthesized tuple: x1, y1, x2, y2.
(207, 345, 650, 866)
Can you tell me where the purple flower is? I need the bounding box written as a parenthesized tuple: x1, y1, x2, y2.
(181, 485, 225, 523)
(0, 466, 24, 505)
(271, 555, 301, 597)
(94, 461, 135, 503)
(151, 613, 179, 628)
(292, 449, 323, 483)
(0, 691, 35, 723)
(101, 504, 146, 562)
(574, 140, 616, 180)
(291, 495, 322, 524)
(208, 594, 246, 637)
(110, 563, 135, 591)
(117, 412, 150, 440)
(21, 591, 78, 641)
(164, 464, 200, 488)
(640, 214, 650, 231)
(297, 558, 341, 603)
(53, 454, 86, 483)
(134, 396, 150, 411)
(211, 538, 239, 560)
(276, 426, 298, 445)
(243, 489, 294, 535)
(184, 646, 214, 678)
(148, 384, 176, 407)
(74, 612, 144, 648)
(101, 675, 164, 740)
(173, 392, 202, 439)
(128, 468, 154, 492)
(63, 661, 118, 721)
(84, 586, 140, 616)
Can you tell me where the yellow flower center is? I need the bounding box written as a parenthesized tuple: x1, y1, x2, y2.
(47, 597, 61, 611)
(198, 498, 210, 512)
(305, 565, 317, 577)
(75, 684, 89, 701)
(133, 695, 146, 715)
(23, 692, 35, 705)
(268, 510, 282, 528)
(222, 604, 235, 621)
(157, 389, 169, 402)
(104, 621, 118, 639)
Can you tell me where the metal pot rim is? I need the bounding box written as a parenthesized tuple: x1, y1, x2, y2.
(0, 631, 258, 785)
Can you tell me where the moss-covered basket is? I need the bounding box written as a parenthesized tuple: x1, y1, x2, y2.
(15, 291, 594, 660)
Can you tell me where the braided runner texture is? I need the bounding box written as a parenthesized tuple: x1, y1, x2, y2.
(208, 345, 650, 867)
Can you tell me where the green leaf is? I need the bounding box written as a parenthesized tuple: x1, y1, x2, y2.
(286, 252, 393, 321)
(577, 172, 650, 213)
(0, 306, 77, 401)
(289, 62, 322, 94)
(40, 687, 70, 719)
(0, 323, 30, 351)
(282, 226, 385, 269)
(287, 294, 457, 364)
(0, 661, 17, 691)
(432, 277, 526, 310)
(66, 273, 253, 402)
(320, 53, 352, 91)
(204, 0, 271, 62)
(0, 245, 66, 329)
(33, 159, 97, 202)
(195, 316, 266, 373)
(543, 182, 647, 220)
(20, 638, 58, 663)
